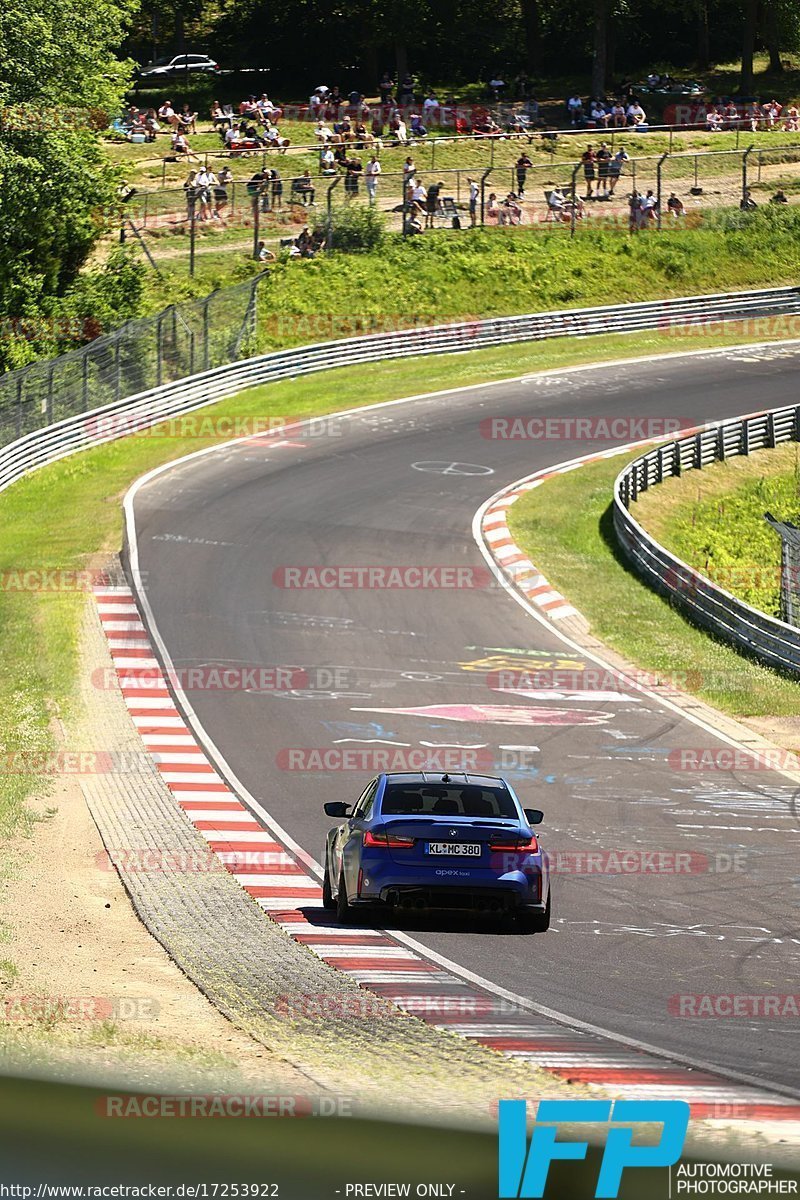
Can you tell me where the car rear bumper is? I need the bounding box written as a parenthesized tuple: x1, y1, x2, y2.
(375, 884, 545, 913)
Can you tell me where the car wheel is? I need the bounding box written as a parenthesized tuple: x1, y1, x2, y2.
(322, 854, 336, 910)
(518, 894, 550, 933)
(336, 869, 355, 924)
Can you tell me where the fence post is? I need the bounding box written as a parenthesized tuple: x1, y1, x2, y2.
(81, 350, 90, 411)
(326, 176, 341, 252)
(15, 376, 23, 438)
(188, 190, 197, 277)
(156, 310, 164, 387)
(480, 167, 492, 227)
(203, 296, 210, 371)
(570, 161, 581, 238)
(114, 331, 122, 404)
(252, 190, 261, 260)
(742, 143, 755, 206)
(656, 152, 668, 231)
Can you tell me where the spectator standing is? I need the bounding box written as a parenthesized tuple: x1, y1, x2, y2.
(270, 168, 283, 209)
(515, 151, 532, 198)
(344, 157, 362, 200)
(425, 180, 444, 228)
(608, 146, 629, 194)
(214, 166, 232, 220)
(595, 142, 611, 196)
(468, 176, 479, 226)
(628, 189, 642, 232)
(581, 144, 596, 197)
(366, 155, 381, 203)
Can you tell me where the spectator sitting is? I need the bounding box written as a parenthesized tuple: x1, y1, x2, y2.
(567, 94, 584, 126)
(771, 189, 789, 204)
(626, 100, 647, 126)
(240, 95, 259, 117)
(294, 170, 316, 205)
(423, 93, 439, 119)
(404, 211, 423, 234)
(244, 123, 267, 147)
(297, 226, 315, 257)
(667, 192, 685, 218)
(740, 187, 758, 210)
(610, 100, 626, 127)
(158, 100, 178, 127)
(211, 100, 232, 129)
(502, 192, 522, 225)
(706, 107, 724, 132)
(223, 123, 240, 150)
(257, 94, 281, 121)
(724, 101, 740, 127)
(320, 145, 336, 174)
(256, 240, 276, 262)
(486, 191, 500, 221)
(177, 103, 198, 134)
(590, 99, 609, 127)
(264, 121, 290, 152)
(170, 130, 198, 160)
(784, 105, 799, 131)
(646, 72, 661, 89)
(143, 109, 160, 141)
(411, 179, 427, 213)
(764, 99, 782, 129)
(748, 102, 763, 132)
(315, 120, 333, 142)
(410, 113, 427, 138)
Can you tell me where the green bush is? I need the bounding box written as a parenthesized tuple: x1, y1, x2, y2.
(324, 203, 386, 253)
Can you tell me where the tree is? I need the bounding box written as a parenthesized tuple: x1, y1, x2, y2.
(591, 0, 611, 97)
(0, 0, 138, 370)
(739, 0, 759, 92)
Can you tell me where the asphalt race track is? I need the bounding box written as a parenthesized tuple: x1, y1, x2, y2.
(128, 342, 800, 1093)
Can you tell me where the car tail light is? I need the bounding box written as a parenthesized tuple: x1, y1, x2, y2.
(490, 835, 539, 853)
(363, 829, 415, 849)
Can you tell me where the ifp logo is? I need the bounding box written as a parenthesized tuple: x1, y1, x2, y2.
(498, 1099, 689, 1198)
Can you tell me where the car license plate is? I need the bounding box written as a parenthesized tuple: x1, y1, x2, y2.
(428, 842, 481, 857)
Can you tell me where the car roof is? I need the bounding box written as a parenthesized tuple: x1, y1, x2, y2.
(382, 772, 508, 787)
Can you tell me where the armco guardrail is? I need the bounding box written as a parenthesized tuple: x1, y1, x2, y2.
(614, 401, 800, 676)
(2, 283, 800, 501)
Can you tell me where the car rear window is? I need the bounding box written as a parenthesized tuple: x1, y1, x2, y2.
(381, 784, 518, 819)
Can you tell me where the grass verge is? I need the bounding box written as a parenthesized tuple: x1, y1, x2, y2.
(507, 449, 800, 722)
(633, 442, 800, 618)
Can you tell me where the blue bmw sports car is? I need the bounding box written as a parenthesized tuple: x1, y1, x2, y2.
(322, 772, 550, 930)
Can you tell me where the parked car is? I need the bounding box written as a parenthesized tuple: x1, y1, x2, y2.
(136, 54, 220, 80)
(322, 771, 551, 930)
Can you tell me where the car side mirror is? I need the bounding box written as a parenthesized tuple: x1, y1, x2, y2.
(524, 808, 544, 825)
(324, 802, 351, 818)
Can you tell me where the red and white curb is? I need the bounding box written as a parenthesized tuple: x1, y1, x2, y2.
(481, 447, 640, 622)
(95, 583, 800, 1125)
